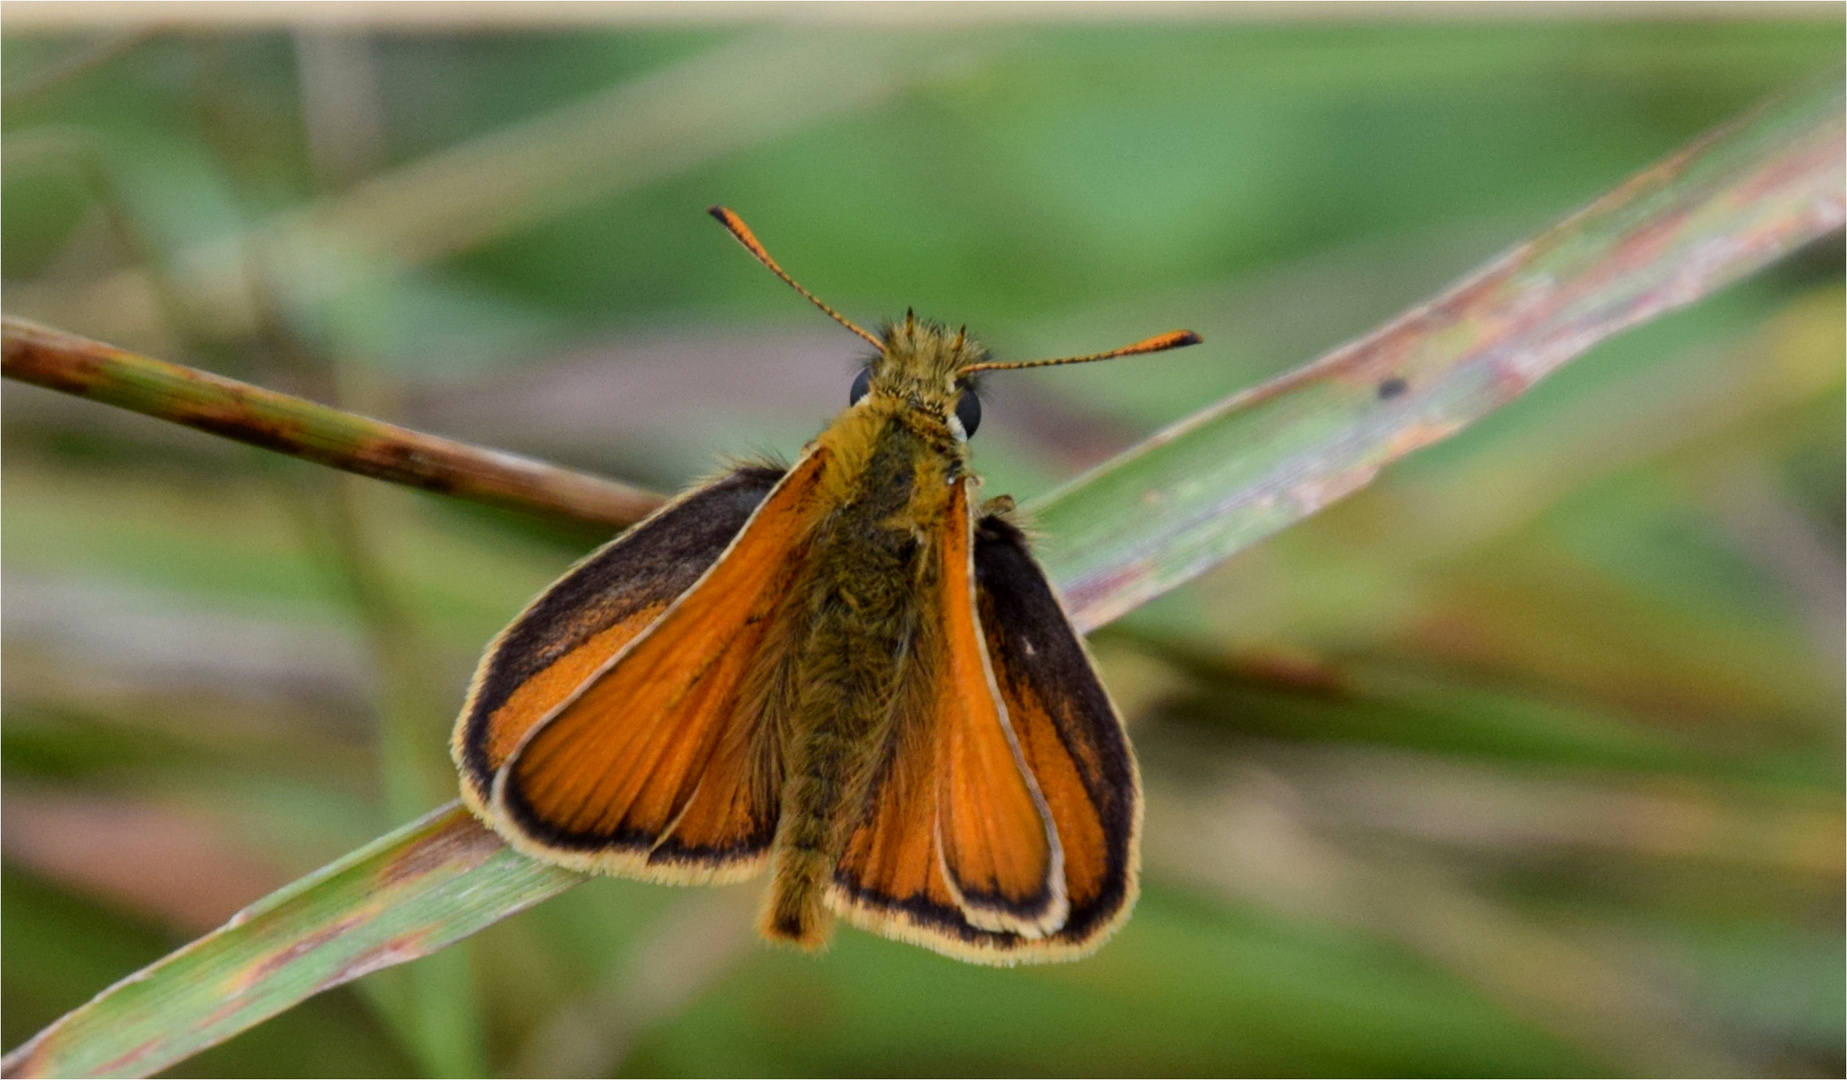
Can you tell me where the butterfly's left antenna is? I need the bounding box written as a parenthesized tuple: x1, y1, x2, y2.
(709, 206, 883, 349)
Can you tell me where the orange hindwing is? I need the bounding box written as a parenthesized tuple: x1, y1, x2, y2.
(827, 478, 1074, 962)
(972, 511, 1141, 957)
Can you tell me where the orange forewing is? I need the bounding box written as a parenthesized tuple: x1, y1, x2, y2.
(485, 450, 829, 880)
(453, 465, 787, 807)
(828, 478, 1066, 954)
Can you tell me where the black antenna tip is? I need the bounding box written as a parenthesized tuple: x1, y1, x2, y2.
(1176, 330, 1204, 347)
(706, 205, 728, 220)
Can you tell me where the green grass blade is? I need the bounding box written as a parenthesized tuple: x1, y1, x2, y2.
(5, 76, 1842, 1080)
(0, 805, 577, 1080)
(1032, 74, 1845, 632)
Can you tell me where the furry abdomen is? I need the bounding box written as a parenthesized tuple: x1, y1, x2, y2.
(760, 421, 951, 944)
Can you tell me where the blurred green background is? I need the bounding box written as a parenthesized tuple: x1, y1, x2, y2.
(2, 8, 1841, 1077)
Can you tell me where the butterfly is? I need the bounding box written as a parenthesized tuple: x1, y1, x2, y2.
(453, 207, 1200, 964)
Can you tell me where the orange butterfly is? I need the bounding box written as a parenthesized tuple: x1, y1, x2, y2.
(453, 208, 1200, 964)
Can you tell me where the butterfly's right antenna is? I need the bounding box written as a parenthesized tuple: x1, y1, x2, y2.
(957, 329, 1201, 377)
(709, 206, 882, 349)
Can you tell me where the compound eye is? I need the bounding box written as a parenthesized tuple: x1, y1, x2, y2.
(849, 367, 873, 405)
(954, 387, 982, 438)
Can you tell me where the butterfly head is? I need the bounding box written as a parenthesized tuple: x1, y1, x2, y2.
(852, 312, 987, 441)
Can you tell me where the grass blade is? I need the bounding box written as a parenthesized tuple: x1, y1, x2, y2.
(0, 316, 664, 529)
(1033, 74, 1845, 631)
(0, 805, 576, 1080)
(5, 76, 1842, 1080)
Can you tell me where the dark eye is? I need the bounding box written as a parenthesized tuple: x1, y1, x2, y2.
(849, 367, 872, 405)
(954, 387, 982, 438)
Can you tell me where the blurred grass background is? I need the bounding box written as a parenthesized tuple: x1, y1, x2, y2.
(2, 7, 1841, 1077)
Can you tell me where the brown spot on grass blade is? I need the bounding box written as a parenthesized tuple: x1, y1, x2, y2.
(319, 932, 435, 991)
(87, 1042, 162, 1080)
(1, 317, 665, 530)
(236, 915, 373, 992)
(376, 808, 506, 887)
